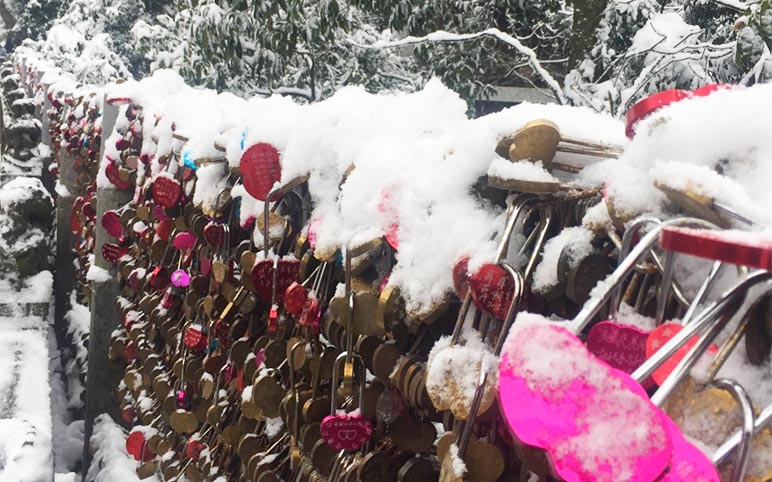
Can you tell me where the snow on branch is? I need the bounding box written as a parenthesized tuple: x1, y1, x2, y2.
(710, 0, 752, 12)
(351, 28, 566, 104)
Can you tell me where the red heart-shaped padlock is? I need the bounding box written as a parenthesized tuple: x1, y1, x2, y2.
(148, 266, 170, 290)
(102, 242, 128, 264)
(452, 256, 471, 298)
(121, 405, 137, 424)
(284, 282, 308, 316)
(184, 325, 208, 352)
(115, 137, 131, 151)
(320, 413, 373, 451)
(101, 210, 123, 238)
(126, 430, 155, 462)
(104, 160, 132, 190)
(152, 175, 182, 208)
(124, 341, 136, 362)
(251, 258, 300, 302)
(203, 222, 226, 248)
(645, 323, 718, 386)
(185, 438, 207, 460)
(240, 142, 282, 201)
(587, 321, 655, 390)
(156, 218, 175, 242)
(469, 263, 515, 320)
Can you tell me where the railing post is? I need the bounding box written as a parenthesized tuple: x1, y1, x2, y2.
(52, 87, 76, 348)
(81, 97, 131, 477)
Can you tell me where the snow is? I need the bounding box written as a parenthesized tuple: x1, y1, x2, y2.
(84, 415, 155, 482)
(532, 226, 594, 293)
(86, 265, 112, 283)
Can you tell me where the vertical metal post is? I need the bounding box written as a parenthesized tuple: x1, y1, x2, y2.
(81, 97, 130, 477)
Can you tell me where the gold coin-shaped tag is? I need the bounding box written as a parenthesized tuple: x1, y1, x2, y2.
(169, 409, 199, 434)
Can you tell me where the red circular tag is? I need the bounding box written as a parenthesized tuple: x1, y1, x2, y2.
(240, 143, 282, 201)
(250, 259, 300, 302)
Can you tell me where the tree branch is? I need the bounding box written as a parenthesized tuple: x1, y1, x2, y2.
(349, 28, 567, 104)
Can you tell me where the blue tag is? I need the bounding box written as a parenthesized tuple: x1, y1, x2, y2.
(183, 150, 197, 170)
(240, 130, 247, 151)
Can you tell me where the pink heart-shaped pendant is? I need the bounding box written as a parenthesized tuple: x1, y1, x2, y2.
(659, 416, 720, 482)
(152, 175, 182, 208)
(240, 143, 282, 201)
(587, 321, 654, 389)
(320, 413, 373, 451)
(101, 210, 123, 238)
(173, 232, 197, 251)
(469, 263, 514, 320)
(171, 269, 190, 288)
(251, 258, 300, 302)
(499, 322, 672, 482)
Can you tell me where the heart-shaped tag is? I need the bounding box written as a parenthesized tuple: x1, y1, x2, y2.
(240, 143, 282, 201)
(284, 282, 308, 316)
(587, 321, 654, 389)
(645, 323, 718, 386)
(298, 296, 320, 328)
(101, 210, 123, 238)
(173, 232, 197, 251)
(452, 256, 471, 298)
(115, 137, 131, 151)
(124, 341, 136, 363)
(126, 430, 156, 462)
(185, 438, 207, 461)
(102, 242, 128, 264)
(171, 269, 190, 288)
(105, 160, 132, 190)
(152, 175, 182, 208)
(469, 263, 514, 320)
(499, 321, 672, 482)
(250, 258, 300, 302)
(320, 413, 373, 451)
(378, 184, 401, 250)
(121, 406, 137, 424)
(155, 218, 175, 242)
(184, 324, 208, 352)
(658, 416, 720, 482)
(203, 222, 226, 248)
(82, 201, 96, 222)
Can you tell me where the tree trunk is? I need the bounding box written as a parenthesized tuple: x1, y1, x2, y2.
(568, 0, 608, 70)
(0, 1, 15, 30)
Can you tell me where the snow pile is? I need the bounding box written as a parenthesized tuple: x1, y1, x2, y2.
(84, 415, 153, 482)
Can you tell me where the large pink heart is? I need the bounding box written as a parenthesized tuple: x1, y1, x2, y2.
(587, 321, 655, 389)
(320, 413, 372, 451)
(499, 322, 672, 482)
(659, 416, 719, 482)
